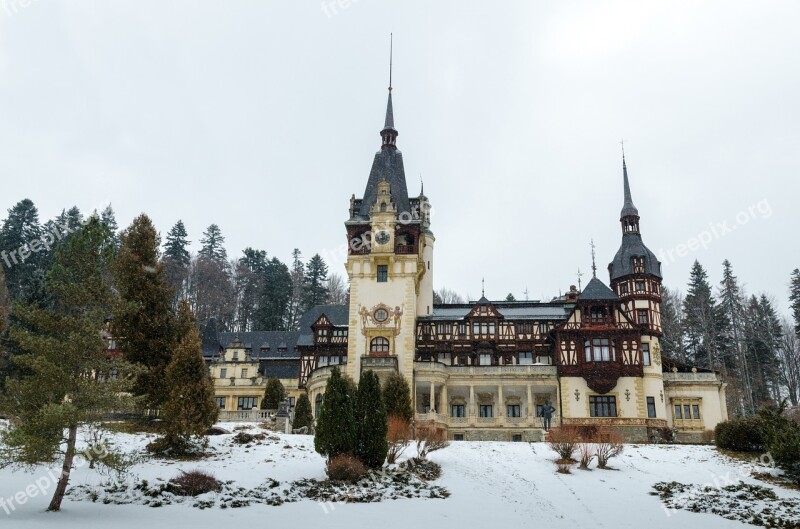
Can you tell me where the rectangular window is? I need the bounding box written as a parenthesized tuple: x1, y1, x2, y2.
(635, 280, 646, 292)
(642, 343, 651, 366)
(377, 265, 388, 282)
(647, 396, 656, 418)
(673, 399, 702, 424)
(220, 368, 228, 379)
(232, 351, 239, 361)
(237, 397, 258, 410)
(454, 433, 465, 441)
(479, 353, 492, 366)
(619, 283, 629, 294)
(330, 356, 340, 365)
(241, 368, 248, 378)
(451, 404, 465, 418)
(536, 355, 552, 365)
(589, 396, 617, 417)
(586, 338, 614, 362)
(674, 404, 682, 419)
(216, 397, 226, 409)
(637, 309, 649, 325)
(288, 397, 295, 411)
(318, 356, 328, 367)
(519, 352, 533, 365)
(683, 404, 691, 420)
(507, 404, 521, 417)
(539, 323, 548, 335)
(512, 434, 523, 442)
(692, 404, 701, 419)
(458, 323, 467, 336)
(479, 404, 493, 418)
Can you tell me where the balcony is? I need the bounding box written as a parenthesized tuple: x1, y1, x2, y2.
(361, 355, 399, 371)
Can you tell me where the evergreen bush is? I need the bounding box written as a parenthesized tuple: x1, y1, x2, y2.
(714, 416, 766, 452)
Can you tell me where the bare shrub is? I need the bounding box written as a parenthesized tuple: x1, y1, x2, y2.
(546, 425, 580, 461)
(170, 470, 222, 496)
(556, 461, 572, 474)
(414, 420, 450, 459)
(595, 427, 625, 469)
(578, 442, 595, 469)
(326, 454, 368, 483)
(387, 416, 411, 464)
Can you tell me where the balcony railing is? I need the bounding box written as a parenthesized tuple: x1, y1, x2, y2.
(361, 355, 399, 371)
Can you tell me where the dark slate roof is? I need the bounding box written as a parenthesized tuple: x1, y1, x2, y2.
(260, 360, 300, 379)
(298, 305, 349, 331)
(355, 148, 411, 220)
(217, 331, 301, 359)
(608, 233, 662, 281)
(581, 277, 618, 300)
(423, 302, 573, 321)
(351, 92, 410, 220)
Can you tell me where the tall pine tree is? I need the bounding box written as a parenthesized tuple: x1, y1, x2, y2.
(253, 257, 292, 330)
(0, 217, 137, 512)
(0, 199, 43, 301)
(112, 214, 176, 409)
(151, 299, 218, 455)
(199, 224, 227, 263)
(790, 269, 800, 337)
(683, 260, 727, 371)
(314, 366, 356, 460)
(354, 370, 388, 468)
(302, 254, 329, 312)
(163, 220, 192, 309)
(234, 248, 268, 331)
(719, 260, 754, 414)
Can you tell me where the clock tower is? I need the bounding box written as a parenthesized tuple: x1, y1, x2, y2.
(344, 82, 434, 383)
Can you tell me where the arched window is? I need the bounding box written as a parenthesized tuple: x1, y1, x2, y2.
(315, 394, 323, 418)
(370, 337, 390, 354)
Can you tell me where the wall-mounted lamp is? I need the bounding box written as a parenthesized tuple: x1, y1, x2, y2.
(574, 389, 581, 401)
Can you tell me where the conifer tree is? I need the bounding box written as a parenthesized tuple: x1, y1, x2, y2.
(354, 370, 388, 468)
(112, 214, 176, 408)
(314, 366, 356, 460)
(261, 377, 286, 410)
(199, 224, 227, 263)
(293, 393, 313, 431)
(719, 260, 754, 414)
(683, 260, 727, 371)
(383, 372, 414, 422)
(0, 199, 43, 301)
(253, 257, 292, 330)
(0, 265, 8, 334)
(790, 269, 800, 337)
(234, 248, 268, 331)
(151, 299, 218, 455)
(301, 254, 329, 311)
(0, 217, 137, 512)
(163, 220, 191, 307)
(660, 286, 686, 362)
(100, 204, 120, 250)
(286, 249, 305, 330)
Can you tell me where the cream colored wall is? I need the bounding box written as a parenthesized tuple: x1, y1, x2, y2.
(559, 375, 666, 420)
(664, 383, 728, 431)
(417, 233, 434, 317)
(345, 254, 421, 382)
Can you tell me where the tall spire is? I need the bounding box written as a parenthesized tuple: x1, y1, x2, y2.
(620, 142, 639, 219)
(381, 34, 398, 150)
(590, 239, 597, 278)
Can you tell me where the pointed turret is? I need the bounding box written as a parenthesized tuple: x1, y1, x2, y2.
(380, 91, 398, 150)
(608, 153, 662, 281)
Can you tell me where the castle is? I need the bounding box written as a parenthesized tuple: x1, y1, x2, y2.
(204, 80, 729, 443)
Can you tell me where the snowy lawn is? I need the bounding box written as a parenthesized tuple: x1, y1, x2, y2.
(1, 422, 798, 529)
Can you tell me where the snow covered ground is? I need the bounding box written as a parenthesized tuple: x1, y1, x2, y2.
(1, 422, 796, 529)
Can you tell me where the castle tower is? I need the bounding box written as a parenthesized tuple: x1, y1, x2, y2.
(344, 79, 434, 383)
(608, 153, 666, 416)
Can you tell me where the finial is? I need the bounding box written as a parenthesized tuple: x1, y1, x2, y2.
(388, 33, 393, 92)
(481, 277, 485, 298)
(577, 267, 584, 291)
(523, 286, 530, 301)
(590, 239, 597, 278)
(620, 138, 625, 162)
(420, 171, 424, 195)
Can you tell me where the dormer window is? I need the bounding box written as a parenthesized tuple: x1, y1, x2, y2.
(589, 306, 607, 323)
(232, 351, 239, 361)
(632, 257, 645, 274)
(380, 202, 387, 212)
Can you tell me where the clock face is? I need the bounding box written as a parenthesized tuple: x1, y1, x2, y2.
(375, 231, 390, 245)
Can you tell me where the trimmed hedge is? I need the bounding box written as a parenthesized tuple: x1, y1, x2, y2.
(714, 416, 766, 452)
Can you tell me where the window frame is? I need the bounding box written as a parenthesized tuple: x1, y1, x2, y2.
(589, 395, 617, 417)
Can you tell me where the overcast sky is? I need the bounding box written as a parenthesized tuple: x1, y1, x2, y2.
(1, 1, 798, 314)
